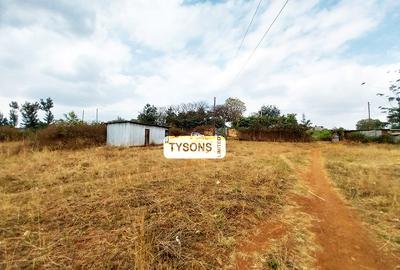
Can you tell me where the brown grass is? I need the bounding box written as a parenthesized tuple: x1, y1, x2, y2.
(0, 141, 398, 269)
(322, 143, 400, 255)
(35, 124, 106, 149)
(0, 141, 306, 269)
(0, 126, 25, 142)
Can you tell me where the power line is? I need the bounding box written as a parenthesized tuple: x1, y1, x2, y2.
(235, 0, 263, 56)
(233, 0, 289, 81)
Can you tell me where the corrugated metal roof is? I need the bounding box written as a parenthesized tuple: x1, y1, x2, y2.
(106, 120, 169, 129)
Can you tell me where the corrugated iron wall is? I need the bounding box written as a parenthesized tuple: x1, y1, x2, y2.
(107, 123, 167, 146)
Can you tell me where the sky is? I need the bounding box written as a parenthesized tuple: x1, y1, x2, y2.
(0, 0, 399, 129)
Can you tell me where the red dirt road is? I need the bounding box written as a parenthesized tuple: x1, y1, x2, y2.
(234, 149, 399, 269)
(234, 221, 286, 269)
(294, 150, 399, 270)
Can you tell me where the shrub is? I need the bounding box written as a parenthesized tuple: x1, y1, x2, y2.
(237, 127, 311, 142)
(346, 132, 369, 143)
(35, 123, 106, 149)
(168, 125, 215, 136)
(370, 134, 395, 144)
(0, 126, 25, 142)
(168, 127, 188, 136)
(193, 125, 215, 135)
(311, 129, 332, 141)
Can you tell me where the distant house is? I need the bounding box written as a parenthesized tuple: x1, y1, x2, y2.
(106, 120, 168, 146)
(312, 126, 325, 131)
(390, 129, 400, 143)
(344, 129, 400, 142)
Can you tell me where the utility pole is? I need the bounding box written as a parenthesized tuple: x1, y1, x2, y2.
(82, 109, 85, 122)
(96, 108, 98, 123)
(368, 102, 371, 130)
(213, 97, 216, 135)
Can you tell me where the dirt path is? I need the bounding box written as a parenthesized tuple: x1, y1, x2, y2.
(293, 149, 398, 270)
(233, 149, 398, 269)
(233, 221, 287, 269)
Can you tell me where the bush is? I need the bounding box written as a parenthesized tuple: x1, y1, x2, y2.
(237, 127, 311, 142)
(370, 134, 395, 144)
(0, 126, 25, 142)
(311, 129, 332, 141)
(35, 123, 106, 149)
(168, 127, 188, 136)
(346, 132, 369, 143)
(192, 125, 215, 135)
(168, 125, 215, 136)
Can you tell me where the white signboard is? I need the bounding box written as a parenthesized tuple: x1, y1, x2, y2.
(164, 135, 226, 159)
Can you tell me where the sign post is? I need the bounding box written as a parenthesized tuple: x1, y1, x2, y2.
(164, 135, 226, 159)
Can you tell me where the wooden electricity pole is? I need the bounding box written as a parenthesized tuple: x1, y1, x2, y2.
(213, 97, 216, 135)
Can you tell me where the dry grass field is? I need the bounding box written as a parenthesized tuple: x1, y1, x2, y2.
(322, 143, 400, 254)
(0, 141, 399, 269)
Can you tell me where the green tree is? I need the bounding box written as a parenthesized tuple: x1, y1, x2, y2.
(20, 102, 40, 129)
(0, 112, 9, 126)
(40, 97, 54, 125)
(161, 102, 211, 129)
(164, 106, 177, 126)
(378, 72, 400, 128)
(224, 97, 246, 122)
(258, 105, 280, 117)
(356, 118, 386, 130)
(9, 101, 19, 127)
(277, 113, 298, 128)
(63, 111, 82, 125)
(138, 104, 158, 125)
(213, 104, 228, 128)
(301, 113, 312, 128)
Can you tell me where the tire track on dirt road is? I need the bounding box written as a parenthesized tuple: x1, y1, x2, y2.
(289, 149, 399, 270)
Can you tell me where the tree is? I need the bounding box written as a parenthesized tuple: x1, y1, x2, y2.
(138, 104, 158, 125)
(164, 106, 177, 126)
(20, 102, 40, 129)
(356, 118, 386, 130)
(301, 113, 312, 128)
(213, 104, 228, 128)
(40, 97, 54, 125)
(160, 102, 212, 129)
(378, 71, 400, 128)
(258, 105, 280, 117)
(9, 101, 19, 127)
(277, 113, 298, 128)
(63, 111, 82, 125)
(0, 112, 9, 126)
(224, 97, 246, 122)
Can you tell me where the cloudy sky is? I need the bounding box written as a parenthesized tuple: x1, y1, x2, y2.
(0, 0, 399, 128)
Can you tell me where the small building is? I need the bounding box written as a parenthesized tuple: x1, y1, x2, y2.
(106, 120, 168, 146)
(344, 129, 390, 138)
(331, 134, 339, 142)
(390, 130, 400, 143)
(344, 129, 400, 142)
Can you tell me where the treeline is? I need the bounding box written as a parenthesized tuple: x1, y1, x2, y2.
(133, 100, 312, 141)
(134, 97, 246, 129)
(0, 98, 54, 129)
(0, 98, 98, 129)
(1, 96, 313, 145)
(233, 105, 312, 142)
(0, 98, 105, 147)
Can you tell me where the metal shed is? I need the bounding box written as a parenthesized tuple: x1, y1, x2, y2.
(106, 120, 168, 146)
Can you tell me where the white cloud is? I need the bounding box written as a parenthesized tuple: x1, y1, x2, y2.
(0, 0, 399, 128)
